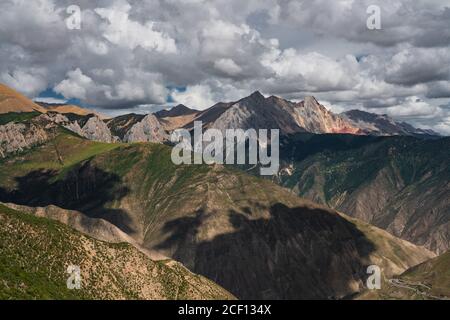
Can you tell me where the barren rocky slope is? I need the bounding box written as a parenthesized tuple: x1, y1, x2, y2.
(184, 92, 361, 135)
(273, 133, 450, 254)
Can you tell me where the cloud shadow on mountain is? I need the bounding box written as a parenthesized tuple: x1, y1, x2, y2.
(0, 163, 135, 234)
(154, 202, 377, 299)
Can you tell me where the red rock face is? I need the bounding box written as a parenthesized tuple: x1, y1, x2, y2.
(331, 126, 362, 134)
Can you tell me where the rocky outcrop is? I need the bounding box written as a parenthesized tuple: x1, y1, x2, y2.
(64, 115, 119, 143)
(294, 96, 360, 134)
(0, 114, 59, 158)
(123, 114, 168, 143)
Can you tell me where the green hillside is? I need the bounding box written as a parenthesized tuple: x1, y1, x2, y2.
(0, 111, 40, 125)
(0, 203, 234, 300)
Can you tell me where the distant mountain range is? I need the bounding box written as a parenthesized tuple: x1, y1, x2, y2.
(155, 104, 199, 118)
(0, 84, 441, 139)
(342, 109, 438, 137)
(163, 91, 439, 137)
(35, 101, 109, 120)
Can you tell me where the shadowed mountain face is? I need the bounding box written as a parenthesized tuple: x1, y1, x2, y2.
(0, 130, 433, 299)
(154, 203, 376, 299)
(271, 133, 450, 254)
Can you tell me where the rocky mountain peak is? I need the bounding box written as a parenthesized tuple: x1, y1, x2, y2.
(123, 114, 168, 143)
(242, 90, 266, 104)
(302, 96, 328, 112)
(303, 96, 319, 105)
(155, 104, 198, 118)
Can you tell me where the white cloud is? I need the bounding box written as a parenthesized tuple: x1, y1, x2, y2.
(172, 85, 216, 110)
(213, 58, 243, 77)
(434, 116, 450, 135)
(55, 68, 93, 100)
(95, 2, 177, 54)
(382, 96, 441, 119)
(1, 68, 48, 97)
(263, 50, 360, 91)
(33, 97, 68, 104)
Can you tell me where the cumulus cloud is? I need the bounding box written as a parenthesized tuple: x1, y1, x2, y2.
(213, 58, 243, 77)
(95, 2, 177, 54)
(55, 68, 93, 100)
(1, 68, 48, 97)
(33, 97, 68, 104)
(0, 0, 448, 133)
(172, 85, 216, 110)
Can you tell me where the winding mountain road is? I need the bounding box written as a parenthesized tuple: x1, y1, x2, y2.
(388, 279, 449, 300)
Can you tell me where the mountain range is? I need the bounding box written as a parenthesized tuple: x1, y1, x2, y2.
(0, 82, 448, 300)
(1, 84, 440, 142)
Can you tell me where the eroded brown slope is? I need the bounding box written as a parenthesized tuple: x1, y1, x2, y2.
(0, 83, 46, 114)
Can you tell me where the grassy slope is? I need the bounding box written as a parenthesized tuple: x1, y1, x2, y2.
(402, 250, 450, 297)
(358, 251, 450, 300)
(0, 128, 120, 186)
(0, 203, 234, 300)
(0, 112, 41, 125)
